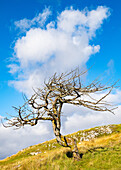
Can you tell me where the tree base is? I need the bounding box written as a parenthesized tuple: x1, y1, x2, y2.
(73, 151, 81, 161)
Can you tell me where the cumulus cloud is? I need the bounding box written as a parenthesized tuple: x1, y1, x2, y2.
(62, 106, 121, 135)
(62, 89, 121, 135)
(9, 6, 110, 95)
(0, 120, 53, 160)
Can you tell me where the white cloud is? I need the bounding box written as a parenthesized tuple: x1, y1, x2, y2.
(8, 64, 20, 74)
(14, 8, 51, 32)
(106, 59, 115, 76)
(62, 106, 121, 135)
(0, 120, 53, 160)
(87, 6, 110, 36)
(62, 90, 121, 135)
(57, 6, 110, 36)
(9, 6, 109, 95)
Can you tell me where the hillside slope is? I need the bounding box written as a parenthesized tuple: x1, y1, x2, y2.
(0, 124, 121, 170)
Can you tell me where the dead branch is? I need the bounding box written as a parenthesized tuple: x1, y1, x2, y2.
(3, 67, 118, 128)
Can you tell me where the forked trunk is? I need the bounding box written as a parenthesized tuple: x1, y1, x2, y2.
(52, 119, 81, 161)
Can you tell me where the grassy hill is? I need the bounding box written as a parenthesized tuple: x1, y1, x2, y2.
(0, 124, 121, 170)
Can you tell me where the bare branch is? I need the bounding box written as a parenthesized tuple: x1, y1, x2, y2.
(4, 67, 118, 129)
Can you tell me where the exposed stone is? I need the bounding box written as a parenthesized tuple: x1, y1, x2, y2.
(30, 151, 42, 156)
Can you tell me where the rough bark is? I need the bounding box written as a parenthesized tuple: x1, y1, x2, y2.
(71, 138, 81, 161)
(52, 118, 81, 160)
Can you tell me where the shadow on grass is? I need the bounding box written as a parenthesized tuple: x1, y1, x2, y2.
(66, 151, 83, 159)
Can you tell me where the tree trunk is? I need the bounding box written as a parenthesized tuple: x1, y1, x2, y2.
(71, 138, 81, 161)
(52, 119, 81, 160)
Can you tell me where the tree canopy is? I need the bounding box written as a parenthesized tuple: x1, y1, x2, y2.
(3, 68, 118, 160)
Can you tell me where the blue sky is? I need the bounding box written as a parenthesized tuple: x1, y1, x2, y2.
(0, 0, 121, 159)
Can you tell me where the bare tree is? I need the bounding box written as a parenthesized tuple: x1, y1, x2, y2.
(3, 68, 117, 160)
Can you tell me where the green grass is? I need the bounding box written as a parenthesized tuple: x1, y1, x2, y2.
(0, 124, 121, 170)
